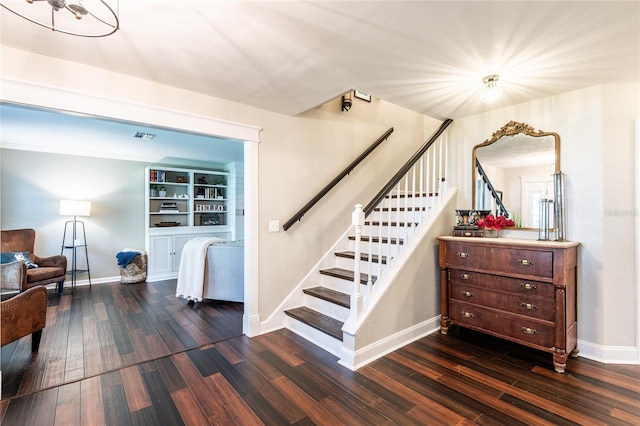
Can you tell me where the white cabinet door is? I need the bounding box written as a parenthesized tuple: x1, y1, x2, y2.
(149, 234, 193, 277)
(148, 235, 173, 276)
(172, 234, 192, 271)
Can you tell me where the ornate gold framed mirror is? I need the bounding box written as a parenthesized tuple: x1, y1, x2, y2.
(472, 121, 560, 229)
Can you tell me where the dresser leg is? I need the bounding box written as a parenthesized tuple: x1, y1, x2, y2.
(439, 268, 450, 335)
(553, 350, 568, 373)
(440, 316, 450, 334)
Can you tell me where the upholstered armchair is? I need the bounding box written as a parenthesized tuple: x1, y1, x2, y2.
(1, 228, 67, 294)
(1, 285, 48, 352)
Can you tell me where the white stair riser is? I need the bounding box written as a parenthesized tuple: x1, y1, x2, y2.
(320, 274, 358, 294)
(379, 196, 433, 209)
(303, 294, 350, 322)
(334, 256, 384, 276)
(286, 317, 343, 357)
(369, 210, 429, 223)
(347, 240, 402, 257)
(362, 225, 419, 239)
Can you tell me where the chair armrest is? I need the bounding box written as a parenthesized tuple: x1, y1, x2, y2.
(32, 254, 67, 271)
(1, 260, 27, 291)
(1, 285, 47, 348)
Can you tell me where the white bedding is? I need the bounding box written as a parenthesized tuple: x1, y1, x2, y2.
(175, 237, 226, 302)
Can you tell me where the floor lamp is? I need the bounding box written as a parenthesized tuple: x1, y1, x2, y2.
(60, 200, 92, 292)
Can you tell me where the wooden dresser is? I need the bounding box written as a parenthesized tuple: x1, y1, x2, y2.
(438, 236, 580, 373)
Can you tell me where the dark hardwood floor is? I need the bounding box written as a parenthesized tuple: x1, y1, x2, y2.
(1, 280, 639, 425)
(1, 279, 243, 399)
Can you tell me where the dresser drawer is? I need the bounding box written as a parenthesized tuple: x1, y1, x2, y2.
(450, 283, 555, 321)
(444, 243, 553, 278)
(449, 269, 554, 299)
(450, 301, 554, 348)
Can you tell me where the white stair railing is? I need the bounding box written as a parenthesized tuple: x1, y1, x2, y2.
(350, 125, 450, 320)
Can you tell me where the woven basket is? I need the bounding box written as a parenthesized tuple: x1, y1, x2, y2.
(119, 252, 147, 284)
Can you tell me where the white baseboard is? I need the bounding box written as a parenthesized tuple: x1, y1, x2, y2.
(576, 339, 640, 364)
(339, 315, 441, 370)
(245, 314, 261, 337)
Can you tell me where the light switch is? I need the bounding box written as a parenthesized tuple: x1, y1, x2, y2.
(268, 220, 280, 232)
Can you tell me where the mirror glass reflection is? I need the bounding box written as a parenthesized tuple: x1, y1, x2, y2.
(472, 121, 560, 229)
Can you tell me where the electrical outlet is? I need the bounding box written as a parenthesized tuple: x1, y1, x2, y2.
(268, 220, 280, 232)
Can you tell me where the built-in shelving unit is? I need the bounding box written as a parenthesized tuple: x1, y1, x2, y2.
(144, 166, 235, 280)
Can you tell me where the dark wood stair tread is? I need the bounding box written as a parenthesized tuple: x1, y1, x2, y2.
(284, 307, 344, 341)
(335, 251, 387, 265)
(303, 286, 350, 308)
(385, 192, 440, 199)
(365, 221, 418, 227)
(320, 267, 376, 285)
(375, 206, 427, 212)
(348, 235, 404, 245)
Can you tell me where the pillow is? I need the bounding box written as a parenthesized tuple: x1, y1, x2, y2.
(0, 251, 38, 269)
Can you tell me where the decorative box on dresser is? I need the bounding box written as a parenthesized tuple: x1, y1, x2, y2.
(437, 236, 580, 373)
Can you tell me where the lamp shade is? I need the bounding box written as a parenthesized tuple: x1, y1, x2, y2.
(59, 200, 91, 217)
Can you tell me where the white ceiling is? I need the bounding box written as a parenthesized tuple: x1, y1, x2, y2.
(1, 1, 638, 120)
(0, 1, 638, 162)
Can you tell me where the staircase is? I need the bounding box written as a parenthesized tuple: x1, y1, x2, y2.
(280, 118, 453, 366)
(284, 191, 427, 357)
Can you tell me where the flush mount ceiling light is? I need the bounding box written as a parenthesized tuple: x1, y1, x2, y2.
(0, 0, 119, 37)
(481, 74, 502, 103)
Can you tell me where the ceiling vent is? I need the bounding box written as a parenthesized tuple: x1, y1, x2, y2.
(133, 131, 156, 140)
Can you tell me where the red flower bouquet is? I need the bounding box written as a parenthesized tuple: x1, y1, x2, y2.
(476, 214, 515, 230)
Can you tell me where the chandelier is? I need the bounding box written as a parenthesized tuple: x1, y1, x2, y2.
(0, 0, 119, 37)
(481, 74, 502, 103)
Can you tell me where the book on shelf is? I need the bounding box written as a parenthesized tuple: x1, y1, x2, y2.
(158, 202, 179, 213)
(149, 169, 166, 182)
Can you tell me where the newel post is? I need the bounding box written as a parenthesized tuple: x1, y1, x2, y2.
(351, 204, 364, 319)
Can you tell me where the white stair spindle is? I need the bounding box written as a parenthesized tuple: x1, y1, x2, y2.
(350, 204, 364, 320)
(419, 156, 425, 224)
(367, 217, 373, 299)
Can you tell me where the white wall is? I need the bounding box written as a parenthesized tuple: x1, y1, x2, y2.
(0, 150, 235, 282)
(448, 83, 639, 361)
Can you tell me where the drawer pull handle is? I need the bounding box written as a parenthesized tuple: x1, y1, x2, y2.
(521, 283, 537, 290)
(520, 302, 537, 311)
(462, 291, 474, 298)
(460, 273, 471, 280)
(517, 259, 534, 266)
(461, 311, 474, 318)
(457, 252, 470, 258)
(521, 327, 537, 335)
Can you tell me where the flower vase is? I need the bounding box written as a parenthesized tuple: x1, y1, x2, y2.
(484, 228, 498, 238)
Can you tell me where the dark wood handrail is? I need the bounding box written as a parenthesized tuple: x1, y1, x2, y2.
(283, 127, 395, 231)
(475, 158, 508, 216)
(363, 119, 453, 216)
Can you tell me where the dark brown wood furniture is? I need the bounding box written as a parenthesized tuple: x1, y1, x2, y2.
(1, 228, 67, 293)
(438, 236, 580, 373)
(1, 285, 47, 352)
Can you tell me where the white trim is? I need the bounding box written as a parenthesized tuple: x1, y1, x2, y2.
(339, 316, 441, 370)
(577, 339, 640, 364)
(636, 118, 640, 363)
(1, 77, 262, 143)
(244, 141, 260, 337)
